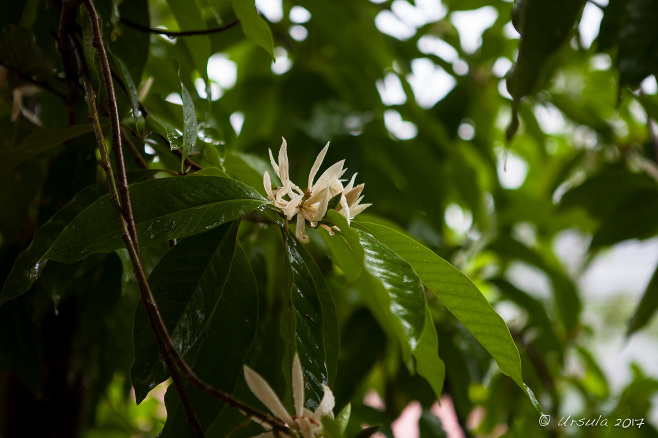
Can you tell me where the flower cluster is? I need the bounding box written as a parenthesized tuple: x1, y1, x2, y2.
(243, 354, 335, 438)
(264, 138, 370, 242)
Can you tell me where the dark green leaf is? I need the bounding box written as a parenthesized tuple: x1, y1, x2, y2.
(0, 170, 158, 306)
(628, 262, 658, 335)
(418, 410, 447, 438)
(158, 238, 260, 436)
(44, 176, 267, 263)
(231, 0, 275, 60)
(285, 233, 339, 406)
(354, 425, 380, 438)
(0, 125, 94, 170)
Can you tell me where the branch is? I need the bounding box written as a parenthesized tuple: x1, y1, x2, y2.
(120, 17, 239, 37)
(83, 0, 139, 250)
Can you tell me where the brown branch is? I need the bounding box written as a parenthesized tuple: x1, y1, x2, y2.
(120, 17, 239, 37)
(83, 0, 139, 251)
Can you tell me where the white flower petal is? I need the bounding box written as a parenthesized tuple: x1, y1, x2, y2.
(296, 212, 309, 243)
(344, 173, 358, 193)
(263, 171, 273, 201)
(308, 141, 330, 189)
(243, 365, 295, 426)
(278, 137, 290, 183)
(339, 194, 351, 225)
(313, 160, 345, 192)
(309, 187, 330, 222)
(268, 148, 279, 177)
(292, 353, 305, 419)
(285, 194, 302, 219)
(350, 202, 371, 217)
(345, 183, 364, 207)
(312, 384, 336, 421)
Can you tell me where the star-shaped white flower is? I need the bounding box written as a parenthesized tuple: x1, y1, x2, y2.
(243, 354, 335, 438)
(263, 137, 370, 242)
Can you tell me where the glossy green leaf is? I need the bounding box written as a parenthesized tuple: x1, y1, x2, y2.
(326, 211, 426, 363)
(231, 0, 275, 60)
(628, 262, 658, 335)
(165, 0, 210, 81)
(173, 58, 198, 161)
(284, 233, 339, 406)
(0, 125, 94, 170)
(353, 222, 527, 396)
(158, 237, 259, 436)
(0, 170, 158, 306)
(43, 176, 268, 263)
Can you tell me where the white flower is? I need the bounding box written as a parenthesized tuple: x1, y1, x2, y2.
(243, 354, 335, 438)
(263, 137, 370, 242)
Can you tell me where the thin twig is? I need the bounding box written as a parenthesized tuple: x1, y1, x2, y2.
(120, 17, 239, 37)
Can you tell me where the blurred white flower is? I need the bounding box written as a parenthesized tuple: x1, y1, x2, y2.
(263, 137, 370, 242)
(243, 353, 335, 438)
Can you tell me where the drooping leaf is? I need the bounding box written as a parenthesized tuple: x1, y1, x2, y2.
(628, 262, 658, 335)
(0, 125, 94, 170)
(325, 211, 426, 363)
(505, 0, 586, 140)
(158, 237, 260, 436)
(353, 221, 531, 406)
(173, 58, 198, 161)
(111, 52, 141, 132)
(43, 176, 268, 263)
(284, 233, 339, 406)
(164, 0, 210, 81)
(0, 170, 158, 306)
(231, 0, 275, 60)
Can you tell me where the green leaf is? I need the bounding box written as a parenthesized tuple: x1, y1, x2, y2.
(158, 236, 260, 436)
(353, 222, 529, 400)
(173, 58, 198, 161)
(0, 125, 94, 170)
(322, 416, 345, 438)
(0, 170, 158, 306)
(326, 211, 426, 363)
(628, 262, 658, 335)
(165, 0, 210, 80)
(413, 309, 445, 399)
(231, 0, 275, 60)
(336, 403, 351, 433)
(43, 176, 267, 263)
(111, 52, 141, 132)
(284, 233, 339, 406)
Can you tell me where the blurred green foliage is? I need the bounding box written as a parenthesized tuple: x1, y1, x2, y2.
(2, 0, 658, 437)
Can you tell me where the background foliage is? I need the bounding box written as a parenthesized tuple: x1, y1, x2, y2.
(1, 0, 658, 436)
